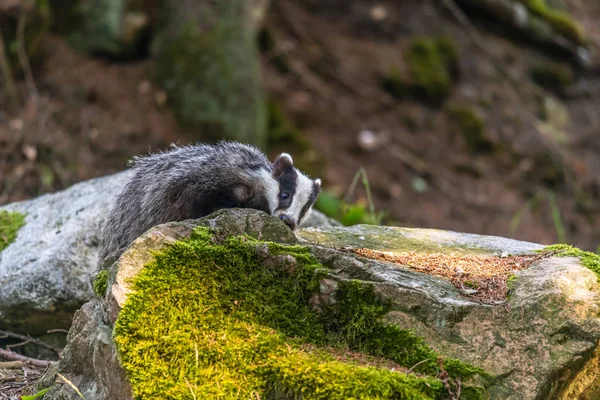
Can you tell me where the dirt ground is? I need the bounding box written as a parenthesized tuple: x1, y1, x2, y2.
(2, 0, 600, 251)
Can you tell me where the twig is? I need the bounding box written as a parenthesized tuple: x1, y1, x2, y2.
(57, 373, 85, 399)
(406, 358, 430, 373)
(47, 329, 69, 334)
(0, 17, 20, 109)
(0, 329, 62, 355)
(6, 339, 33, 349)
(0, 348, 53, 368)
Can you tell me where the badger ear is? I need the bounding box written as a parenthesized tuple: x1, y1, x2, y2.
(315, 179, 322, 189)
(272, 153, 294, 178)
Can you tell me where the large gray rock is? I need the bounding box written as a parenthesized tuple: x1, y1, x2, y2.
(0, 171, 334, 335)
(41, 210, 600, 399)
(0, 171, 133, 334)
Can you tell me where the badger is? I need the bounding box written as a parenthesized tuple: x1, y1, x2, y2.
(98, 141, 322, 268)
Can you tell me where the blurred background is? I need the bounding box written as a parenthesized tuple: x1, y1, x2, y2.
(0, 0, 599, 250)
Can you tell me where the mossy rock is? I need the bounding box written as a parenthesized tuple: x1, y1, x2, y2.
(521, 0, 586, 45)
(530, 62, 574, 92)
(0, 210, 25, 252)
(113, 225, 486, 399)
(446, 103, 491, 153)
(405, 37, 459, 104)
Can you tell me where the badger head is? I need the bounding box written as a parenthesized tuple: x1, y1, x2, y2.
(270, 152, 321, 230)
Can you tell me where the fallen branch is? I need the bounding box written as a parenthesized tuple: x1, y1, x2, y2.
(0, 360, 26, 369)
(0, 348, 53, 368)
(0, 329, 62, 355)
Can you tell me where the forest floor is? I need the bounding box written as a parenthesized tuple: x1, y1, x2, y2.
(2, 0, 600, 251)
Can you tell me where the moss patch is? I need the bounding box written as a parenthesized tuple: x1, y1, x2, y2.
(405, 37, 459, 104)
(544, 244, 600, 280)
(114, 227, 487, 399)
(531, 62, 574, 92)
(521, 0, 586, 45)
(93, 270, 109, 297)
(446, 104, 491, 153)
(0, 210, 25, 252)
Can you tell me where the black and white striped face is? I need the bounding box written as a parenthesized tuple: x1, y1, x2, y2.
(271, 153, 321, 230)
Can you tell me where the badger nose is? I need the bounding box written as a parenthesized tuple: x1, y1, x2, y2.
(279, 214, 296, 230)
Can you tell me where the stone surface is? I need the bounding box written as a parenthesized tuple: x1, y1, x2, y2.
(43, 211, 600, 399)
(298, 224, 600, 400)
(0, 171, 133, 333)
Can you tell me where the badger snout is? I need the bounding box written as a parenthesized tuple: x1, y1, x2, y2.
(279, 214, 296, 230)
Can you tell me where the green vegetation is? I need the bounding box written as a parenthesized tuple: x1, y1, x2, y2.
(0, 210, 25, 252)
(381, 37, 459, 104)
(316, 167, 386, 226)
(20, 388, 50, 400)
(521, 0, 586, 45)
(531, 62, 574, 92)
(406, 37, 459, 104)
(316, 191, 384, 226)
(114, 227, 487, 399)
(93, 270, 109, 297)
(544, 244, 600, 280)
(445, 104, 491, 153)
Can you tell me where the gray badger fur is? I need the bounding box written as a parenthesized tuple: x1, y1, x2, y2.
(98, 141, 321, 268)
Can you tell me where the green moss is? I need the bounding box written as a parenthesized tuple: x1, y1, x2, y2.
(507, 275, 518, 291)
(0, 210, 25, 252)
(544, 244, 600, 280)
(323, 281, 488, 382)
(114, 227, 488, 399)
(93, 270, 109, 297)
(405, 37, 459, 104)
(446, 104, 491, 153)
(531, 62, 574, 92)
(522, 0, 586, 45)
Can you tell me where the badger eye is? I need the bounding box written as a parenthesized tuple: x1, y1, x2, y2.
(280, 192, 289, 200)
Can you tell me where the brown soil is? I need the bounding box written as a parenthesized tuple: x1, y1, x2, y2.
(2, 0, 600, 253)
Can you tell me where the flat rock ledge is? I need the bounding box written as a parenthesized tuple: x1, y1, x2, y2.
(40, 210, 600, 400)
